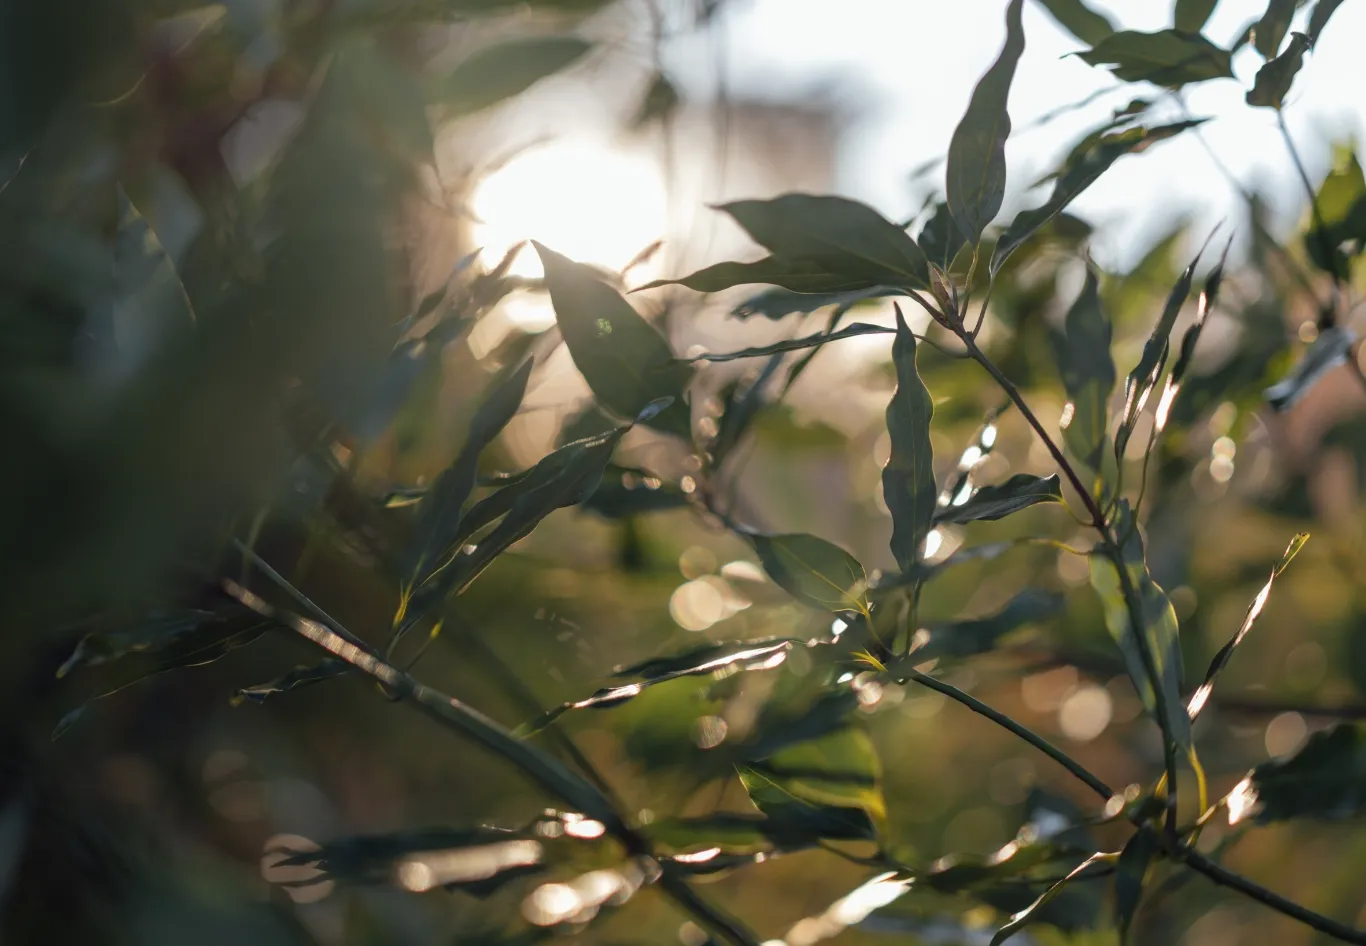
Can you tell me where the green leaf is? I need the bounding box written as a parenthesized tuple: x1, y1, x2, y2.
(883, 308, 937, 572)
(1264, 325, 1357, 411)
(406, 359, 533, 584)
(651, 807, 874, 864)
(893, 589, 1063, 667)
(1174, 0, 1220, 32)
(741, 724, 885, 825)
(1247, 31, 1311, 108)
(536, 242, 692, 438)
(1036, 0, 1116, 45)
(1308, 0, 1347, 42)
(717, 194, 931, 289)
(235, 660, 349, 704)
(1114, 251, 1201, 461)
(1052, 264, 1115, 471)
(1114, 829, 1159, 942)
(934, 473, 1062, 524)
(1186, 532, 1308, 719)
(990, 851, 1118, 946)
(1088, 501, 1190, 749)
(750, 533, 869, 612)
(732, 285, 898, 321)
(1303, 146, 1366, 276)
(430, 36, 592, 117)
(915, 201, 966, 271)
(635, 256, 873, 295)
(1228, 724, 1366, 825)
(1154, 238, 1231, 433)
(685, 322, 894, 363)
(1253, 0, 1298, 57)
(992, 120, 1205, 273)
(946, 0, 1025, 246)
(1078, 30, 1234, 86)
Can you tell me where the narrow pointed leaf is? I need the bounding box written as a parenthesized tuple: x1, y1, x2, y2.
(990, 852, 1118, 946)
(1078, 30, 1234, 86)
(1228, 724, 1366, 825)
(934, 473, 1062, 524)
(536, 243, 692, 437)
(1247, 31, 1311, 108)
(1036, 0, 1116, 45)
(882, 309, 937, 572)
(993, 120, 1205, 273)
(1052, 265, 1115, 470)
(1308, 0, 1347, 42)
(717, 194, 931, 289)
(1174, 0, 1220, 32)
(742, 724, 885, 824)
(1253, 0, 1298, 57)
(235, 660, 349, 704)
(635, 256, 873, 295)
(893, 589, 1063, 667)
(1265, 325, 1357, 411)
(431, 36, 591, 116)
(947, 0, 1025, 245)
(1088, 502, 1190, 749)
(1187, 533, 1308, 719)
(1155, 238, 1230, 433)
(684, 322, 893, 363)
(733, 285, 899, 321)
(1114, 829, 1160, 942)
(750, 533, 869, 613)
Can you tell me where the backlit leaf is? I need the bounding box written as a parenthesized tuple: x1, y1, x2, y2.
(1154, 238, 1230, 434)
(1078, 30, 1234, 86)
(685, 322, 893, 363)
(1228, 724, 1366, 825)
(1246, 31, 1311, 108)
(536, 243, 692, 438)
(934, 473, 1062, 525)
(717, 194, 931, 289)
(1114, 829, 1159, 942)
(893, 589, 1063, 667)
(1253, 0, 1298, 57)
(751, 533, 869, 612)
(741, 724, 885, 825)
(946, 0, 1024, 246)
(1051, 264, 1115, 471)
(235, 660, 348, 704)
(990, 851, 1118, 946)
(1036, 0, 1116, 45)
(883, 308, 937, 572)
(1264, 325, 1357, 411)
(1174, 0, 1220, 32)
(732, 285, 898, 321)
(1302, 146, 1366, 276)
(431, 36, 592, 117)
(1088, 501, 1190, 749)
(635, 256, 873, 295)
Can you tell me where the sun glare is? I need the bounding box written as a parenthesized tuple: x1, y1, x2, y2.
(471, 140, 667, 282)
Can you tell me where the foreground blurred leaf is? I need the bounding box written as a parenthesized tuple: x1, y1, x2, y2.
(1051, 265, 1115, 472)
(946, 0, 1024, 245)
(1253, 0, 1297, 57)
(1246, 32, 1311, 108)
(1303, 146, 1366, 276)
(883, 309, 937, 572)
(431, 36, 592, 117)
(636, 256, 872, 294)
(717, 194, 931, 289)
(1174, 0, 1220, 32)
(1036, 0, 1116, 45)
(1228, 724, 1366, 825)
(741, 724, 885, 826)
(934, 474, 1062, 524)
(537, 243, 692, 438)
(631, 71, 681, 128)
(1187, 532, 1308, 718)
(993, 120, 1205, 272)
(1078, 30, 1234, 86)
(1263, 325, 1357, 411)
(581, 464, 688, 518)
(1089, 502, 1190, 749)
(751, 533, 869, 612)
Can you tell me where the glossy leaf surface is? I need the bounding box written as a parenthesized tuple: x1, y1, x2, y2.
(750, 533, 868, 613)
(934, 473, 1062, 525)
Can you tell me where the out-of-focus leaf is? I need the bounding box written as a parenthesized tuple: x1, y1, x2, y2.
(934, 474, 1062, 524)
(1036, 0, 1116, 45)
(935, 406, 1008, 513)
(883, 308, 937, 572)
(105, 185, 195, 370)
(536, 243, 692, 438)
(732, 285, 898, 321)
(915, 201, 966, 271)
(685, 322, 893, 363)
(581, 464, 688, 518)
(1247, 31, 1311, 108)
(1155, 238, 1230, 433)
(651, 806, 873, 863)
(1186, 533, 1308, 719)
(990, 851, 1118, 946)
(946, 0, 1025, 246)
(1051, 265, 1115, 471)
(406, 359, 533, 584)
(717, 194, 931, 289)
(636, 256, 873, 295)
(1228, 724, 1366, 825)
(336, 41, 433, 159)
(430, 36, 591, 117)
(630, 71, 681, 128)
(751, 533, 868, 613)
(1089, 502, 1190, 749)
(1253, 0, 1298, 57)
(741, 724, 884, 825)
(235, 660, 348, 704)
(1174, 0, 1220, 32)
(1308, 0, 1347, 42)
(1264, 325, 1357, 411)
(1115, 251, 1201, 460)
(992, 121, 1205, 272)
(893, 589, 1063, 668)
(1078, 30, 1234, 86)
(1114, 829, 1159, 942)
(1303, 147, 1366, 276)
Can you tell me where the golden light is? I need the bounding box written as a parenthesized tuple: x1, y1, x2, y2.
(471, 139, 667, 284)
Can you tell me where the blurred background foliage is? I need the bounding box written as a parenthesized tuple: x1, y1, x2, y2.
(3, 0, 1366, 945)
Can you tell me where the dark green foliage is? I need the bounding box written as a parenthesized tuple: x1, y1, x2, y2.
(1078, 30, 1235, 86)
(1036, 0, 1116, 45)
(750, 533, 868, 612)
(883, 308, 938, 572)
(1233, 724, 1366, 824)
(1052, 265, 1115, 472)
(933, 473, 1062, 524)
(1114, 829, 1160, 942)
(1174, 0, 1220, 32)
(431, 36, 592, 116)
(1247, 31, 1312, 108)
(1253, 0, 1299, 58)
